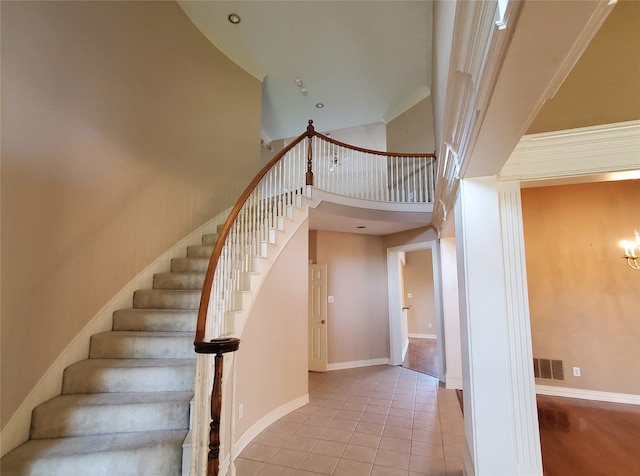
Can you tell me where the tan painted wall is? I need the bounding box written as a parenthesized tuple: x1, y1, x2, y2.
(235, 221, 309, 438)
(386, 97, 436, 154)
(521, 180, 640, 394)
(383, 226, 438, 249)
(403, 250, 436, 336)
(528, 0, 640, 134)
(1, 1, 261, 427)
(315, 231, 390, 364)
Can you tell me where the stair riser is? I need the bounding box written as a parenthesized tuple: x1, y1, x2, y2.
(31, 400, 190, 439)
(186, 245, 214, 258)
(89, 335, 194, 359)
(63, 366, 195, 394)
(133, 290, 201, 310)
(201, 234, 219, 245)
(112, 310, 196, 332)
(171, 258, 209, 273)
(153, 273, 204, 290)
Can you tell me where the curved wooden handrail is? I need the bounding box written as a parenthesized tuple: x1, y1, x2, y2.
(192, 119, 437, 475)
(194, 122, 314, 351)
(313, 130, 436, 159)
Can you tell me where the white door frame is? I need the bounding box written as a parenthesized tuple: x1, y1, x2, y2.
(387, 241, 445, 381)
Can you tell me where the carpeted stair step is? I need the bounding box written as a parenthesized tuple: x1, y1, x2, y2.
(133, 289, 201, 310)
(186, 244, 214, 259)
(30, 392, 192, 438)
(112, 309, 197, 332)
(89, 331, 194, 359)
(62, 359, 195, 394)
(0, 429, 186, 476)
(171, 257, 209, 273)
(153, 272, 205, 290)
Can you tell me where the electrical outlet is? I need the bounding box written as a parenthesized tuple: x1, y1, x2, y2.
(239, 404, 243, 419)
(573, 367, 581, 377)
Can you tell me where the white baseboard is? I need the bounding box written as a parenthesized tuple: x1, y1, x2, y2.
(233, 394, 309, 458)
(326, 358, 392, 371)
(536, 384, 640, 405)
(0, 209, 230, 457)
(445, 376, 463, 390)
(408, 333, 437, 339)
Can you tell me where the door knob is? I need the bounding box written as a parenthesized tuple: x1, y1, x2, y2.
(321, 320, 326, 324)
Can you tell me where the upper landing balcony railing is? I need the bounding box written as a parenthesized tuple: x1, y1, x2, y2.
(192, 120, 436, 475)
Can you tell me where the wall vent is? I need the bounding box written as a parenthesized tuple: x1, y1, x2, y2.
(533, 358, 564, 380)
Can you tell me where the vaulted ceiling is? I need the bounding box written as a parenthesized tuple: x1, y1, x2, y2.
(178, 1, 433, 141)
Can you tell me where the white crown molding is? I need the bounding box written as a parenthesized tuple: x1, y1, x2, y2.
(536, 384, 640, 406)
(383, 85, 431, 124)
(499, 120, 640, 182)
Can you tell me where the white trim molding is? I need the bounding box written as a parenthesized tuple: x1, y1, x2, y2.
(408, 333, 437, 339)
(326, 358, 391, 372)
(0, 209, 231, 457)
(536, 385, 640, 406)
(232, 394, 309, 459)
(500, 120, 640, 182)
(384, 85, 431, 124)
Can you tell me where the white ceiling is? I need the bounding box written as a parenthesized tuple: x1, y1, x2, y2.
(178, 1, 433, 141)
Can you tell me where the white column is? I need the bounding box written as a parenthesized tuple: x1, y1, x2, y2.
(497, 180, 543, 475)
(440, 238, 463, 389)
(454, 176, 542, 476)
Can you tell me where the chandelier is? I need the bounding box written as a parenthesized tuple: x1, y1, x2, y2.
(620, 230, 640, 271)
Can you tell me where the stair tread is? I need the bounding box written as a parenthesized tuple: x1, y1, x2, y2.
(95, 331, 193, 338)
(1, 429, 186, 474)
(70, 358, 194, 369)
(37, 391, 193, 409)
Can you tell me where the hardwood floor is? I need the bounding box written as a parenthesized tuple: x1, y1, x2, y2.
(401, 340, 640, 475)
(402, 337, 438, 378)
(537, 394, 640, 476)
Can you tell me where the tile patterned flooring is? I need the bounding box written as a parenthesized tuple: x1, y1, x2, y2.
(235, 365, 465, 476)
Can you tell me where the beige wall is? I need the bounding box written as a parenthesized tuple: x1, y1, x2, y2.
(314, 231, 390, 364)
(383, 226, 438, 249)
(527, 0, 640, 134)
(1, 1, 262, 427)
(386, 97, 436, 153)
(403, 250, 436, 336)
(521, 180, 640, 395)
(235, 222, 309, 438)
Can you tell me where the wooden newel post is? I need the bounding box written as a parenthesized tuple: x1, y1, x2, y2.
(306, 119, 315, 186)
(208, 352, 224, 476)
(195, 337, 240, 476)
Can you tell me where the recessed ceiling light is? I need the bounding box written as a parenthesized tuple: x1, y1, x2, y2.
(228, 13, 241, 24)
(315, 103, 324, 109)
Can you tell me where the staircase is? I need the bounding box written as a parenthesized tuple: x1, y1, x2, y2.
(1, 230, 222, 476)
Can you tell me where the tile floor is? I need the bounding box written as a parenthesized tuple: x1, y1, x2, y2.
(235, 365, 465, 476)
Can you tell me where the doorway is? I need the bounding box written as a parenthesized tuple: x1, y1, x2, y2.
(401, 248, 439, 377)
(387, 242, 444, 381)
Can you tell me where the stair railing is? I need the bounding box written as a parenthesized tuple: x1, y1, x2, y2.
(192, 120, 436, 476)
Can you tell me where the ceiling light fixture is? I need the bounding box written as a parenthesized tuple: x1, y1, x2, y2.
(315, 103, 324, 109)
(228, 13, 241, 24)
